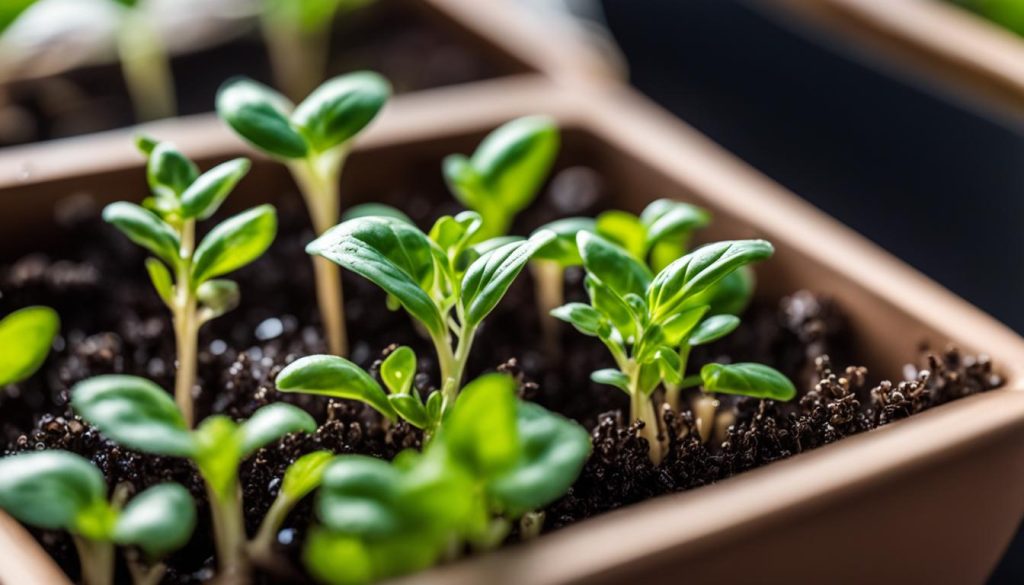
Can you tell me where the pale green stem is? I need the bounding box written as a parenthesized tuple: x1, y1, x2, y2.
(127, 558, 166, 585)
(207, 481, 248, 582)
(441, 323, 476, 408)
(628, 362, 663, 465)
(530, 260, 565, 357)
(249, 491, 295, 563)
(519, 511, 545, 541)
(117, 10, 176, 121)
(173, 220, 198, 427)
(289, 153, 349, 357)
(261, 17, 332, 103)
(664, 344, 693, 412)
(72, 536, 114, 585)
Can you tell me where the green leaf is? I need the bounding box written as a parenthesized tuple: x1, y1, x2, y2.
(196, 279, 240, 319)
(180, 158, 251, 220)
(240, 402, 317, 457)
(578, 231, 651, 299)
(292, 72, 391, 153)
(147, 142, 198, 204)
(700, 363, 796, 401)
(191, 205, 277, 286)
(488, 401, 591, 516)
(653, 347, 683, 386)
(0, 306, 58, 386)
(648, 240, 773, 322)
(659, 305, 707, 346)
(688, 314, 740, 346)
(444, 374, 519, 478)
(591, 369, 629, 393)
(317, 456, 404, 537)
(531, 217, 595, 266)
(380, 346, 416, 395)
(113, 483, 196, 558)
(102, 202, 181, 267)
(264, 0, 373, 33)
(0, 0, 36, 34)
(71, 375, 194, 457)
(460, 230, 555, 327)
(308, 216, 445, 337)
(192, 416, 242, 498)
(425, 391, 443, 425)
(342, 203, 413, 225)
(595, 211, 646, 260)
(703, 266, 756, 316)
(584, 274, 636, 339)
(388, 394, 429, 429)
(640, 199, 710, 251)
(276, 355, 397, 421)
(217, 78, 308, 159)
(135, 134, 158, 155)
(429, 212, 482, 257)
(282, 451, 335, 502)
(145, 258, 174, 307)
(550, 303, 606, 337)
(0, 451, 107, 532)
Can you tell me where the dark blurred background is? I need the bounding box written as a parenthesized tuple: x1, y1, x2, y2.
(597, 0, 1024, 581)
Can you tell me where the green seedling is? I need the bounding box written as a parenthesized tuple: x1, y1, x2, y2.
(0, 451, 195, 585)
(71, 375, 316, 580)
(302, 373, 590, 585)
(553, 233, 794, 463)
(217, 72, 391, 357)
(0, 305, 59, 387)
(529, 217, 595, 354)
(443, 116, 559, 241)
(260, 0, 376, 101)
(249, 450, 334, 563)
(306, 213, 555, 408)
(276, 346, 444, 438)
(103, 138, 276, 426)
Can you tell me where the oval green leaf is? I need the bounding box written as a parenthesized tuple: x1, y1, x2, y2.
(191, 204, 277, 286)
(531, 217, 595, 266)
(292, 71, 391, 153)
(700, 362, 796, 401)
(388, 394, 429, 429)
(0, 451, 107, 532)
(460, 230, 555, 327)
(550, 302, 606, 338)
(380, 346, 416, 395)
(180, 158, 251, 220)
(577, 231, 651, 299)
(282, 451, 335, 502)
(276, 355, 397, 421)
(590, 368, 630, 393)
(688, 314, 741, 346)
(102, 202, 181, 267)
(444, 374, 519, 478)
(217, 78, 308, 159)
(113, 483, 196, 558)
(317, 455, 403, 537)
(468, 116, 559, 214)
(147, 142, 198, 203)
(0, 306, 59, 386)
(240, 402, 317, 457)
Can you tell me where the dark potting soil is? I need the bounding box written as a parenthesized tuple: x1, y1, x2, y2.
(0, 165, 1004, 583)
(0, 0, 516, 147)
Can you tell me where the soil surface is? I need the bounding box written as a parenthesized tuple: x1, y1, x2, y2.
(0, 165, 1003, 583)
(0, 0, 515, 147)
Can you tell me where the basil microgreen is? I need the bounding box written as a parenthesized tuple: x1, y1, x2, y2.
(218, 72, 391, 357)
(103, 139, 276, 426)
(0, 451, 195, 585)
(71, 375, 316, 580)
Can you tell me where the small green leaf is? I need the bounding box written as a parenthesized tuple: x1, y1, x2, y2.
(191, 204, 277, 286)
(292, 72, 391, 153)
(595, 211, 646, 260)
(531, 217, 595, 266)
(550, 303, 606, 337)
(147, 142, 198, 203)
(700, 363, 796, 401)
(217, 78, 308, 159)
(145, 258, 174, 306)
(317, 456, 404, 537)
(135, 134, 158, 155)
(460, 230, 555, 327)
(388, 394, 429, 429)
(192, 416, 242, 498)
(342, 203, 413, 225)
(196, 279, 240, 319)
(240, 402, 317, 457)
(648, 240, 773, 322)
(113, 483, 196, 558)
(180, 158, 251, 220)
(703, 266, 756, 316)
(0, 0, 36, 34)
(659, 305, 708, 346)
(380, 346, 415, 395)
(102, 202, 181, 267)
(277, 355, 397, 420)
(591, 369, 629, 393)
(71, 375, 194, 457)
(444, 374, 519, 478)
(425, 391, 443, 425)
(282, 451, 335, 501)
(653, 347, 683, 386)
(577, 231, 651, 299)
(640, 199, 710, 251)
(308, 216, 445, 337)
(688, 314, 740, 346)
(0, 306, 59, 386)
(0, 451, 107, 532)
(487, 401, 591, 516)
(584, 274, 636, 339)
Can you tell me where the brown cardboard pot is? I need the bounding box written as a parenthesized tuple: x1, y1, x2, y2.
(1, 78, 1023, 585)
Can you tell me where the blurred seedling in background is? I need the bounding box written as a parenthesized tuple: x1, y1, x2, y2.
(0, 305, 59, 388)
(217, 72, 391, 357)
(103, 137, 276, 426)
(0, 451, 195, 585)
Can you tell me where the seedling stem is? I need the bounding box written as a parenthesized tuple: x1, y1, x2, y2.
(172, 219, 198, 427)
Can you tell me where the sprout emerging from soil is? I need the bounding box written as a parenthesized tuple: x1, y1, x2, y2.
(553, 233, 794, 463)
(260, 0, 376, 101)
(0, 451, 195, 585)
(71, 375, 316, 582)
(306, 213, 555, 409)
(302, 374, 590, 585)
(0, 305, 59, 387)
(103, 138, 277, 427)
(217, 72, 391, 358)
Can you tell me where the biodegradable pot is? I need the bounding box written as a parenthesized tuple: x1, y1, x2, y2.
(759, 0, 1024, 124)
(2, 78, 1024, 584)
(0, 0, 620, 145)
